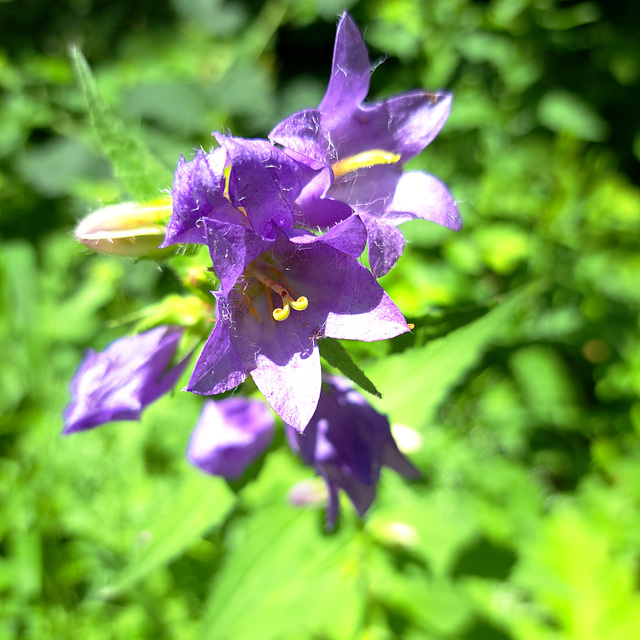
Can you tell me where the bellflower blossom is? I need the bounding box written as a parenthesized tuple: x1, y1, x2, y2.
(270, 12, 461, 278)
(63, 326, 187, 434)
(286, 376, 420, 528)
(187, 397, 275, 479)
(163, 134, 410, 432)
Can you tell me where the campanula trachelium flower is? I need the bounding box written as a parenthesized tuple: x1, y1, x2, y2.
(270, 12, 461, 278)
(164, 135, 410, 432)
(63, 326, 187, 434)
(187, 397, 275, 479)
(286, 376, 420, 528)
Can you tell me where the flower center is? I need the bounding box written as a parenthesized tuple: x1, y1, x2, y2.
(331, 149, 401, 179)
(248, 268, 308, 322)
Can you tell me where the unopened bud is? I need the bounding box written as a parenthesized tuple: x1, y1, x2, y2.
(75, 198, 171, 257)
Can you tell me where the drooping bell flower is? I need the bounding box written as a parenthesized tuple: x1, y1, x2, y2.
(63, 326, 188, 434)
(187, 397, 275, 479)
(164, 135, 410, 433)
(270, 12, 461, 278)
(286, 376, 420, 528)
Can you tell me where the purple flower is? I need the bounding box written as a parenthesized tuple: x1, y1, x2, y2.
(187, 397, 275, 479)
(63, 326, 187, 434)
(286, 376, 420, 528)
(187, 214, 409, 432)
(164, 136, 410, 433)
(270, 12, 461, 278)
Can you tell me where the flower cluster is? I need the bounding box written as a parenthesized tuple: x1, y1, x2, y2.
(65, 13, 459, 525)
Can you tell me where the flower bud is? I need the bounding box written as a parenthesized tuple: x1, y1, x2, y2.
(74, 198, 171, 257)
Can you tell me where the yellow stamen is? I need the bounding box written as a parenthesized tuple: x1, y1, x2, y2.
(249, 268, 308, 322)
(331, 149, 401, 179)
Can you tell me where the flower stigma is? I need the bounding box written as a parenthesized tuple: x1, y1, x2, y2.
(331, 149, 401, 179)
(248, 268, 308, 322)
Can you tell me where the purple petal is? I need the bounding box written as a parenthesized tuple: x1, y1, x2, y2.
(213, 134, 301, 238)
(231, 299, 322, 432)
(285, 244, 408, 341)
(318, 13, 371, 129)
(330, 91, 453, 162)
(163, 148, 245, 247)
(325, 476, 341, 529)
(361, 213, 406, 278)
(389, 171, 461, 230)
(382, 441, 421, 479)
(269, 109, 329, 169)
(187, 296, 248, 395)
(295, 168, 353, 228)
(204, 219, 274, 293)
(329, 164, 401, 217)
(187, 398, 274, 479)
(323, 463, 376, 517)
(289, 214, 367, 258)
(284, 376, 420, 528)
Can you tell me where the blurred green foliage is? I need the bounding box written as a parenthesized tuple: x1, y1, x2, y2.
(2, 0, 640, 638)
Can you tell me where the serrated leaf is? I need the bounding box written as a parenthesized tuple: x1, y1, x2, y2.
(319, 337, 381, 397)
(99, 471, 235, 598)
(70, 46, 172, 202)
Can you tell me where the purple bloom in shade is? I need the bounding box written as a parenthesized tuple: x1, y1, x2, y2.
(187, 397, 275, 479)
(286, 376, 420, 529)
(269, 12, 461, 278)
(186, 214, 410, 433)
(63, 326, 188, 434)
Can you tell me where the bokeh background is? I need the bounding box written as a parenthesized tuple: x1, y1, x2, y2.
(2, 0, 640, 638)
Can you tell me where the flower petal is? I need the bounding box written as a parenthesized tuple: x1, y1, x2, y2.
(283, 242, 408, 341)
(318, 13, 371, 129)
(329, 164, 401, 217)
(389, 171, 461, 230)
(295, 168, 353, 228)
(269, 109, 329, 169)
(187, 296, 248, 395)
(331, 91, 453, 162)
(214, 134, 301, 238)
(361, 213, 406, 278)
(289, 214, 367, 258)
(204, 218, 274, 293)
(163, 148, 245, 247)
(232, 304, 322, 433)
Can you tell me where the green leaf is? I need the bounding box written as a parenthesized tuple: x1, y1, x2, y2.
(99, 471, 235, 598)
(368, 287, 532, 427)
(69, 46, 172, 202)
(319, 337, 381, 397)
(199, 499, 362, 640)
